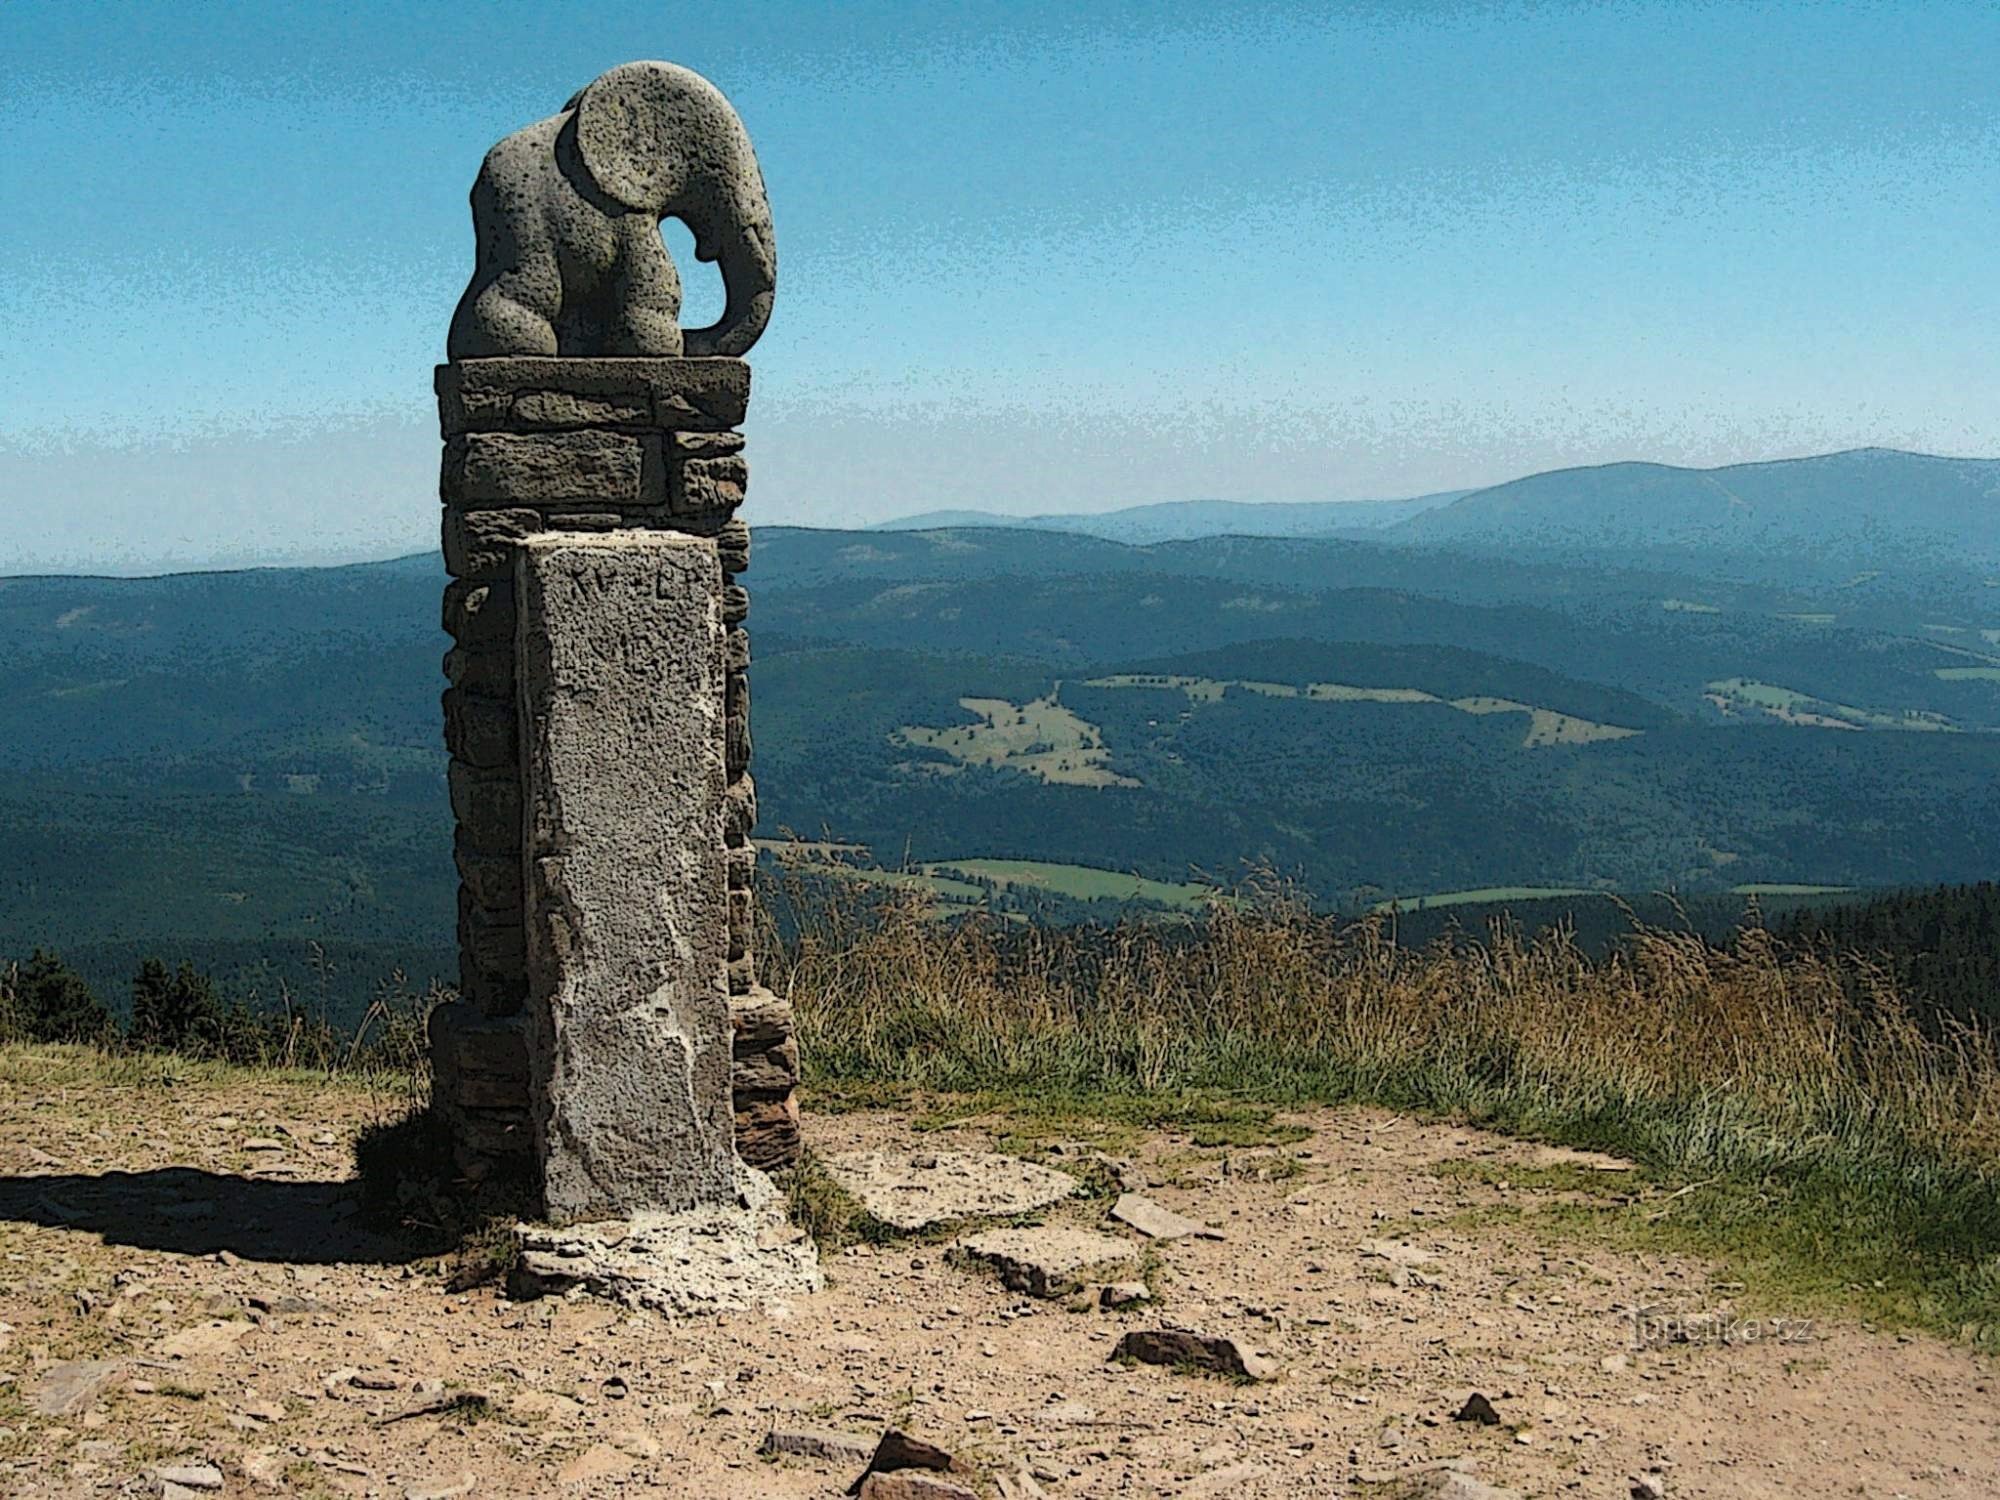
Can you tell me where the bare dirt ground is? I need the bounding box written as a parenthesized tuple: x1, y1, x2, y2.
(0, 1061, 1995, 1498)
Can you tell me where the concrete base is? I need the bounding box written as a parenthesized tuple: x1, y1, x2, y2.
(509, 1165, 820, 1317)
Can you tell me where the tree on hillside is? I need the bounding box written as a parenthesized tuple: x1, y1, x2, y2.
(130, 957, 224, 1056)
(18, 950, 112, 1044)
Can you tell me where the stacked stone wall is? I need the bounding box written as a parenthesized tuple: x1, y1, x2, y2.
(429, 357, 800, 1183)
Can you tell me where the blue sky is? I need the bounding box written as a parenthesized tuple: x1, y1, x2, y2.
(3, 0, 1997, 571)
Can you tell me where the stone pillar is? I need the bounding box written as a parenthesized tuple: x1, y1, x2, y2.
(429, 357, 800, 1196)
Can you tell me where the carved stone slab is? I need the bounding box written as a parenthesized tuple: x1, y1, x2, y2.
(516, 530, 735, 1221)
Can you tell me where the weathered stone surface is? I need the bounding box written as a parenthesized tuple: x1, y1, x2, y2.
(442, 505, 540, 580)
(1419, 1475, 1524, 1500)
(430, 1004, 528, 1077)
(445, 60, 773, 360)
(759, 1426, 876, 1465)
(736, 1091, 801, 1171)
(671, 429, 746, 460)
(441, 579, 514, 651)
(448, 761, 520, 854)
(32, 1358, 123, 1417)
(732, 986, 796, 1089)
(857, 1476, 978, 1500)
(510, 1165, 818, 1315)
(438, 358, 751, 433)
(453, 833, 522, 910)
(958, 1227, 1137, 1299)
(669, 453, 748, 515)
(1109, 1193, 1223, 1242)
(448, 430, 643, 506)
(442, 686, 515, 769)
(1111, 1328, 1277, 1381)
(847, 1429, 965, 1494)
(458, 899, 525, 976)
(722, 582, 750, 625)
(718, 516, 751, 573)
(823, 1150, 1078, 1232)
(724, 774, 758, 845)
(517, 530, 733, 1221)
(726, 844, 756, 890)
(1098, 1280, 1152, 1309)
(443, 644, 512, 699)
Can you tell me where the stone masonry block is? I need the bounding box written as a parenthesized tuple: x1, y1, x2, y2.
(442, 579, 515, 651)
(455, 831, 523, 911)
(444, 644, 513, 700)
(443, 505, 542, 580)
(667, 454, 748, 516)
(724, 774, 758, 846)
(717, 517, 751, 574)
(448, 759, 521, 854)
(443, 686, 515, 769)
(435, 357, 750, 436)
(516, 531, 735, 1221)
(722, 582, 749, 626)
(446, 430, 643, 506)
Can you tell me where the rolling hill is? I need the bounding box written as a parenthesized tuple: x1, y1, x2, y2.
(2, 447, 1996, 1019)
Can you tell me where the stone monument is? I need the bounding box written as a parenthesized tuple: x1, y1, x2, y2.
(426, 62, 811, 1310)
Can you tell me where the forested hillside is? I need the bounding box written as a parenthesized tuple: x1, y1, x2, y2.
(2, 449, 1995, 1020)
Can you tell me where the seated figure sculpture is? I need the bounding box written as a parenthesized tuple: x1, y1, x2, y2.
(446, 60, 776, 361)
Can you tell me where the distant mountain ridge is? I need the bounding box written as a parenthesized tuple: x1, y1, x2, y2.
(867, 449, 1997, 567)
(873, 492, 1472, 544)
(1393, 448, 2000, 566)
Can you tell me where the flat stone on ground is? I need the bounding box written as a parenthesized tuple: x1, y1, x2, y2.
(32, 1358, 123, 1417)
(760, 1425, 877, 1464)
(1109, 1192, 1223, 1241)
(823, 1150, 1077, 1231)
(858, 1475, 979, 1500)
(1112, 1328, 1277, 1382)
(511, 1166, 820, 1317)
(957, 1227, 1138, 1298)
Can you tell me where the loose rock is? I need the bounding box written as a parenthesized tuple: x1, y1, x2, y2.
(1454, 1391, 1503, 1426)
(824, 1150, 1078, 1231)
(1109, 1193, 1222, 1241)
(958, 1227, 1137, 1298)
(31, 1359, 123, 1418)
(761, 1426, 877, 1465)
(1111, 1328, 1277, 1382)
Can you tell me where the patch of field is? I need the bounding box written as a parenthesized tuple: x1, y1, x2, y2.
(1936, 667, 2000, 682)
(1085, 675, 1639, 749)
(1841, 571, 1882, 588)
(1705, 678, 1957, 732)
(929, 857, 1214, 910)
(1985, 630, 2000, 646)
(897, 693, 1140, 787)
(1731, 883, 1854, 896)
(1922, 623, 1968, 635)
(1777, 612, 1836, 625)
(1662, 598, 1721, 614)
(1371, 885, 1598, 913)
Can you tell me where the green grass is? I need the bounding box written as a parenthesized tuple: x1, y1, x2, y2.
(930, 858, 1215, 910)
(1371, 886, 1597, 913)
(783, 896, 2000, 1349)
(1732, 883, 1853, 897)
(1936, 668, 2000, 682)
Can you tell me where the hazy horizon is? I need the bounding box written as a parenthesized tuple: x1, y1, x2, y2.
(5, 1, 1998, 573)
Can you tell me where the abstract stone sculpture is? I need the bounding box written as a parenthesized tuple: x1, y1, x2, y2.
(447, 61, 776, 361)
(428, 63, 809, 1312)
